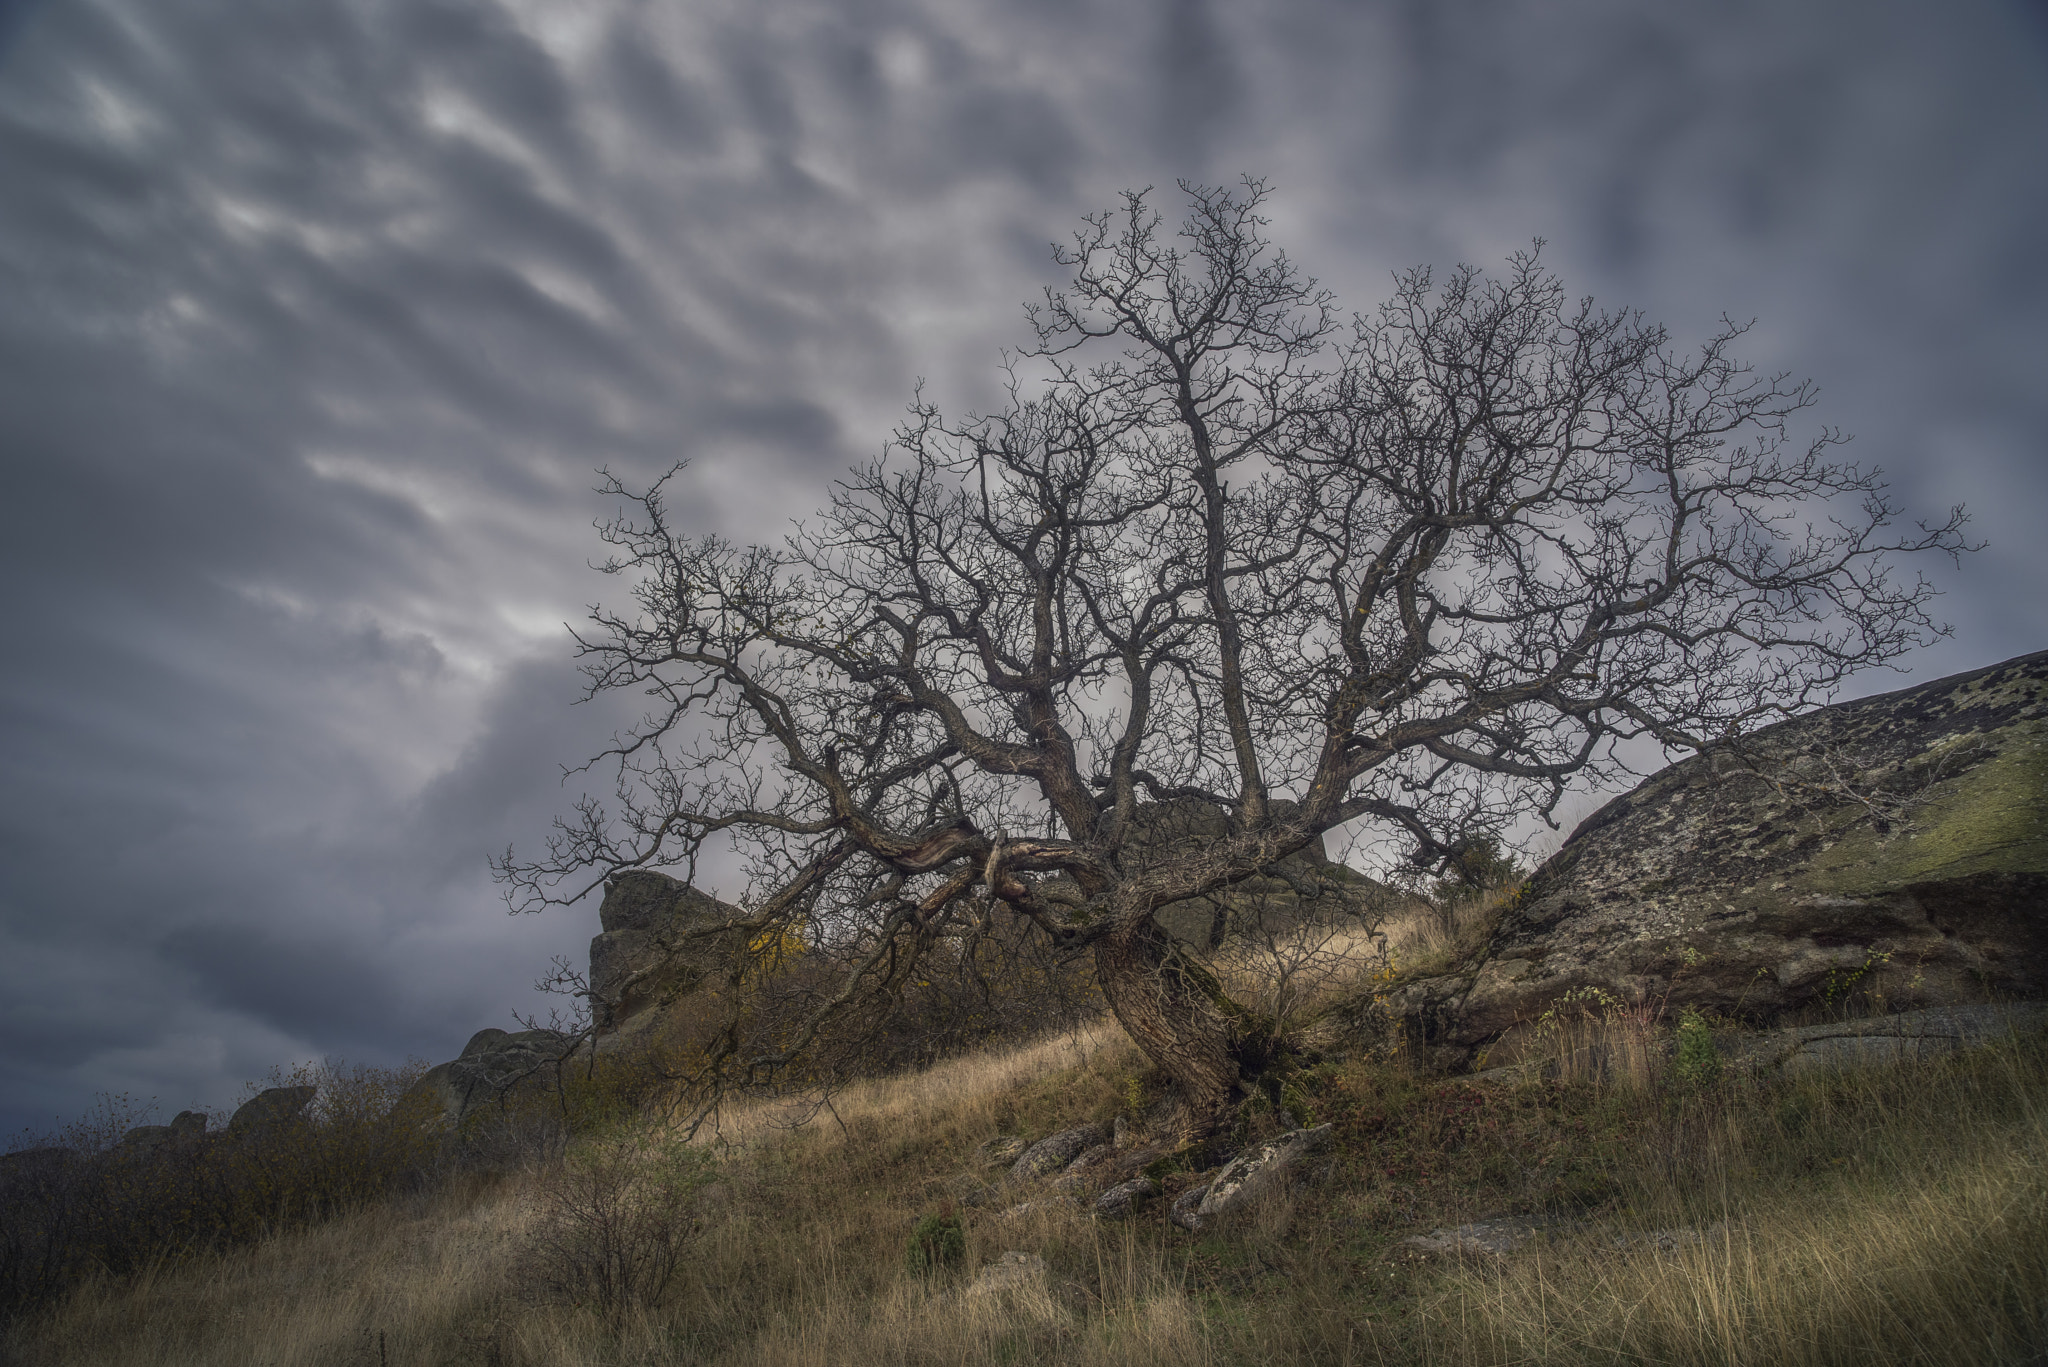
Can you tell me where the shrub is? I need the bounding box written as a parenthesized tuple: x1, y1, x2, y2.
(521, 1134, 711, 1321)
(904, 1210, 965, 1277)
(1675, 1006, 1723, 1089)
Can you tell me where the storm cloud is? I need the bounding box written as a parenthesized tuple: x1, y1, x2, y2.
(2, 0, 2043, 1134)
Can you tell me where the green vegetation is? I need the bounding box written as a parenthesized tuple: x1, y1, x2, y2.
(1796, 718, 2048, 893)
(1674, 1007, 1722, 1089)
(905, 1211, 966, 1276)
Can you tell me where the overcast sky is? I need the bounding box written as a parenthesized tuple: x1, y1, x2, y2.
(2, 0, 2043, 1137)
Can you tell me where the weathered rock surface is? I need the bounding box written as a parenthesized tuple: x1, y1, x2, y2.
(403, 1028, 575, 1129)
(118, 1110, 207, 1152)
(1466, 1001, 2048, 1087)
(1383, 651, 2048, 1066)
(1730, 1001, 2048, 1078)
(1173, 1124, 1333, 1231)
(1050, 1141, 1118, 1192)
(1168, 1184, 1208, 1231)
(976, 1135, 1028, 1169)
(1093, 1176, 1159, 1219)
(589, 870, 747, 1043)
(405, 873, 747, 1127)
(1010, 1123, 1110, 1182)
(228, 1085, 316, 1135)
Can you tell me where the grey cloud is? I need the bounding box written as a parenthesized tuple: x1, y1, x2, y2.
(158, 924, 412, 1047)
(1153, 0, 1240, 165)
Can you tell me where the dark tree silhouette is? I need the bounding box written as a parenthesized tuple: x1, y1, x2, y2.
(498, 179, 1968, 1134)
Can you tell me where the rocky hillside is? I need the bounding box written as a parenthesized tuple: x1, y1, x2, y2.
(1384, 650, 2048, 1067)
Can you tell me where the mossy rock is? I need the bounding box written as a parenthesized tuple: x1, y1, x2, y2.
(1369, 650, 2048, 1066)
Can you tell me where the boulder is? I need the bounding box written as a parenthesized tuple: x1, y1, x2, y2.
(975, 1135, 1028, 1169)
(1168, 1184, 1209, 1232)
(1009, 1123, 1110, 1182)
(460, 1028, 510, 1057)
(229, 1085, 316, 1135)
(1049, 1142, 1117, 1192)
(1175, 1124, 1332, 1231)
(403, 1028, 576, 1129)
(400, 871, 742, 1131)
(116, 1110, 207, 1154)
(1463, 1000, 2048, 1088)
(1381, 651, 2048, 1067)
(1733, 1001, 2048, 1078)
(1093, 1176, 1159, 1219)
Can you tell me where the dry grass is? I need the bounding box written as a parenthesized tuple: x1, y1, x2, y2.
(1380, 885, 1512, 970)
(696, 1017, 1140, 1152)
(1412, 1036, 2048, 1366)
(8, 1176, 532, 1366)
(8, 947, 2046, 1366)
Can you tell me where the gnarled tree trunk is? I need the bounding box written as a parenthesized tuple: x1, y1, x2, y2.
(1095, 917, 1250, 1139)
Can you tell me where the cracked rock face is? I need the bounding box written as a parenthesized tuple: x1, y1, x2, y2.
(589, 870, 747, 1039)
(1383, 651, 2048, 1066)
(1010, 1124, 1111, 1183)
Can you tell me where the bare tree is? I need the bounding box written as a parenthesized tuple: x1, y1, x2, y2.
(498, 179, 1968, 1137)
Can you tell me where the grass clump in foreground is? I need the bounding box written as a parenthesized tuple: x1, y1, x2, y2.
(5, 1007, 2046, 1365)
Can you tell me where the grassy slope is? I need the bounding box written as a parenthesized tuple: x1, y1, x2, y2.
(9, 938, 2047, 1366)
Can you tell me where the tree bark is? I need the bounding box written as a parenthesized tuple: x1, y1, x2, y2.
(1094, 917, 1246, 1140)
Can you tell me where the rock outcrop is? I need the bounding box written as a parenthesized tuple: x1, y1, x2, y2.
(1381, 650, 2048, 1068)
(228, 1085, 316, 1135)
(588, 870, 747, 1044)
(403, 870, 744, 1126)
(1727, 1001, 2048, 1078)
(118, 1109, 208, 1153)
(405, 1027, 576, 1129)
(1092, 1176, 1159, 1219)
(1009, 1123, 1111, 1182)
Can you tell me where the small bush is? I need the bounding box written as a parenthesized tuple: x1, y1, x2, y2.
(521, 1134, 711, 1321)
(1675, 1006, 1722, 1089)
(904, 1210, 965, 1276)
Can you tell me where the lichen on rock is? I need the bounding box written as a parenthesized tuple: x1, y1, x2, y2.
(1374, 650, 2048, 1068)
